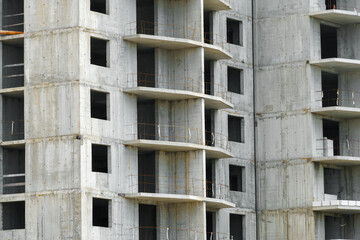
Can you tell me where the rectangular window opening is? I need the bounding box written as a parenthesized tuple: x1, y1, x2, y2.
(321, 24, 337, 59)
(92, 144, 109, 173)
(2, 147, 25, 194)
(325, 0, 336, 9)
(2, 42, 24, 89)
(206, 211, 216, 240)
(138, 151, 156, 193)
(325, 216, 343, 239)
(137, 100, 155, 140)
(2, 201, 25, 230)
(323, 119, 339, 156)
(229, 165, 245, 192)
(206, 159, 215, 198)
(92, 198, 111, 228)
(2, 95, 24, 141)
(139, 204, 157, 239)
(228, 115, 244, 143)
(91, 37, 109, 67)
(230, 214, 244, 240)
(324, 168, 341, 198)
(321, 72, 338, 107)
(227, 19, 243, 46)
(137, 47, 155, 87)
(2, 0, 24, 32)
(136, 0, 155, 35)
(91, 90, 109, 120)
(228, 67, 244, 94)
(90, 0, 108, 14)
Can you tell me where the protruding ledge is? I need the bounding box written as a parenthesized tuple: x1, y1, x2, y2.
(0, 33, 24, 42)
(311, 106, 360, 119)
(124, 139, 234, 158)
(125, 192, 235, 209)
(310, 10, 360, 25)
(123, 34, 232, 60)
(0, 87, 24, 98)
(204, 0, 231, 11)
(312, 156, 360, 166)
(124, 87, 233, 110)
(0, 140, 25, 149)
(313, 200, 360, 214)
(310, 58, 360, 72)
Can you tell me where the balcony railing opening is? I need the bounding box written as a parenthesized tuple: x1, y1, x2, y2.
(316, 89, 360, 108)
(2, 0, 24, 33)
(2, 42, 24, 89)
(325, 215, 354, 240)
(2, 146, 25, 194)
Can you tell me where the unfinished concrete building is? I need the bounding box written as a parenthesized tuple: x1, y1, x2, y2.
(255, 0, 360, 239)
(0, 0, 255, 239)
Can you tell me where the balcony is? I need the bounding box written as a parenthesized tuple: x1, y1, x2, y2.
(313, 200, 360, 214)
(125, 174, 234, 209)
(204, 0, 231, 11)
(124, 21, 231, 60)
(312, 89, 360, 119)
(125, 73, 233, 110)
(1, 0, 24, 35)
(310, 58, 360, 73)
(124, 123, 233, 158)
(310, 9, 360, 25)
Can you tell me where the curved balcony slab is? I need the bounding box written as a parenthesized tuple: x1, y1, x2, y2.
(310, 58, 360, 72)
(312, 156, 360, 166)
(310, 10, 360, 25)
(313, 200, 360, 214)
(125, 192, 235, 209)
(0, 33, 24, 43)
(124, 139, 234, 158)
(311, 106, 360, 119)
(124, 87, 233, 109)
(123, 34, 232, 60)
(204, 0, 231, 11)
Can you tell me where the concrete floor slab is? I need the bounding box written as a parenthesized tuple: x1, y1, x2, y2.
(310, 58, 360, 72)
(311, 106, 360, 119)
(124, 87, 234, 109)
(312, 156, 360, 166)
(204, 0, 231, 11)
(310, 10, 360, 25)
(313, 200, 360, 214)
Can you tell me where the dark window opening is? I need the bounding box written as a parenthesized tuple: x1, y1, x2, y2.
(321, 72, 338, 107)
(2, 0, 24, 32)
(204, 60, 213, 95)
(323, 119, 339, 156)
(91, 37, 109, 67)
(137, 47, 155, 87)
(2, 42, 24, 89)
(2, 95, 24, 141)
(204, 11, 212, 44)
(206, 159, 215, 198)
(324, 168, 341, 198)
(92, 198, 110, 228)
(227, 19, 242, 46)
(325, 216, 342, 239)
(228, 67, 243, 95)
(2, 147, 25, 194)
(230, 165, 244, 192)
(137, 100, 155, 140)
(2, 201, 25, 230)
(139, 204, 157, 240)
(91, 90, 109, 120)
(325, 0, 336, 9)
(230, 214, 244, 240)
(321, 24, 337, 59)
(206, 212, 216, 240)
(90, 0, 108, 14)
(136, 0, 155, 35)
(92, 144, 109, 173)
(138, 151, 155, 193)
(228, 116, 244, 143)
(205, 110, 214, 147)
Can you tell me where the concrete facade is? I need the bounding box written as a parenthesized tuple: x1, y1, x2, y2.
(255, 0, 360, 239)
(0, 0, 255, 239)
